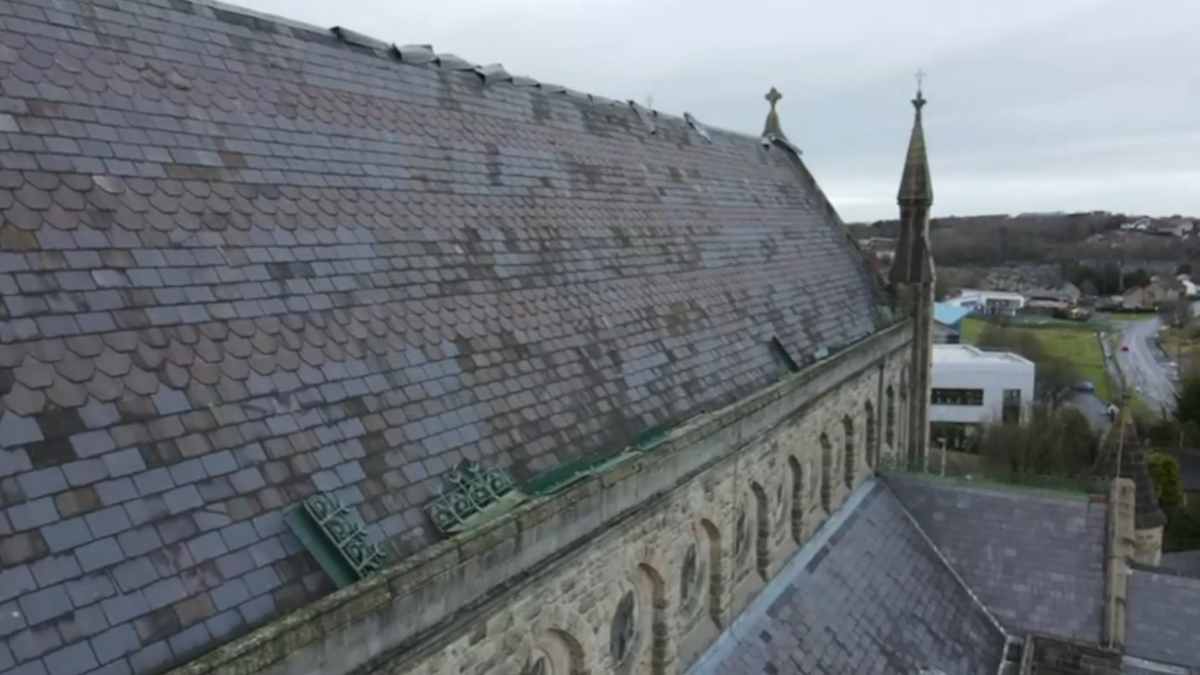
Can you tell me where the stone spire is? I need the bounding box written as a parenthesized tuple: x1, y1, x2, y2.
(889, 78, 934, 286)
(888, 75, 937, 471)
(1094, 405, 1167, 532)
(763, 86, 787, 139)
(897, 80, 933, 206)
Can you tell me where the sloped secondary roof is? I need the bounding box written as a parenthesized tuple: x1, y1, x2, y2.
(693, 482, 1006, 675)
(1126, 567, 1200, 669)
(887, 475, 1107, 645)
(0, 0, 891, 673)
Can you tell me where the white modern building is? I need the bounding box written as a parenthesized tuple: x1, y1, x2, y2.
(930, 344, 1036, 451)
(945, 289, 1026, 316)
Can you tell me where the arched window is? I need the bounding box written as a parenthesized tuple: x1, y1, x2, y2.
(843, 416, 856, 489)
(751, 482, 769, 579)
(899, 368, 909, 456)
(679, 543, 698, 613)
(819, 433, 833, 513)
(610, 591, 638, 667)
(865, 399, 877, 468)
(734, 502, 750, 567)
(885, 386, 896, 451)
(788, 457, 804, 543)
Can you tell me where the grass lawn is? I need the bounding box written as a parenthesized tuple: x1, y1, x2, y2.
(960, 317, 1115, 402)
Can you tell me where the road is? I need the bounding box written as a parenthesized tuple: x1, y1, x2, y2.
(1065, 390, 1112, 432)
(1113, 303, 1200, 414)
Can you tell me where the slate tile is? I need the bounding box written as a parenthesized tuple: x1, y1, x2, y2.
(0, 411, 44, 446)
(8, 496, 60, 531)
(9, 623, 62, 664)
(75, 536, 125, 573)
(0, 564, 37, 604)
(102, 448, 146, 477)
(85, 504, 133, 538)
(18, 583, 72, 624)
(41, 516, 92, 553)
(43, 640, 99, 675)
(29, 552, 82, 587)
(65, 573, 117, 609)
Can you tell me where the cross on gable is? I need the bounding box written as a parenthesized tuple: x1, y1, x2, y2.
(765, 87, 782, 108)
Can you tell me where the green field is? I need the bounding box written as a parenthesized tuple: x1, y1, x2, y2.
(960, 317, 1115, 402)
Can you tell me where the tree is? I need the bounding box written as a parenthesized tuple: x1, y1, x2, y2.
(1178, 262, 1194, 276)
(1158, 299, 1194, 329)
(934, 276, 954, 301)
(977, 403, 1096, 476)
(1080, 279, 1099, 298)
(975, 323, 1080, 400)
(1123, 268, 1152, 291)
(1148, 451, 1186, 514)
(1175, 368, 1200, 429)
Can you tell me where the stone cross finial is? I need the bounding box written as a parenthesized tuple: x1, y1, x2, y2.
(766, 86, 782, 110)
(912, 70, 927, 111)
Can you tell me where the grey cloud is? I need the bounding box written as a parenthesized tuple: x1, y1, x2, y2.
(238, 0, 1200, 221)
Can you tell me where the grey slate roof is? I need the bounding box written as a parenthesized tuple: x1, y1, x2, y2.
(1126, 568, 1200, 668)
(0, 0, 893, 674)
(1160, 550, 1200, 577)
(887, 475, 1107, 644)
(696, 482, 1006, 675)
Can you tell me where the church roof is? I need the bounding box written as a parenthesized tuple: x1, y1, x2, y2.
(1126, 566, 1200, 669)
(888, 474, 1107, 644)
(691, 481, 1007, 675)
(694, 474, 1200, 674)
(0, 0, 891, 674)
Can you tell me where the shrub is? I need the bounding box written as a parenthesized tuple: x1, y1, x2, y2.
(1148, 451, 1186, 514)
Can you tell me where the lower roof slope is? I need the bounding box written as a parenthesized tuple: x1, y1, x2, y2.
(694, 482, 1006, 675)
(1125, 567, 1200, 668)
(0, 0, 890, 674)
(887, 475, 1107, 645)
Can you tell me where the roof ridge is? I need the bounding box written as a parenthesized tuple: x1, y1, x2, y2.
(1130, 560, 1200, 583)
(190, 0, 759, 146)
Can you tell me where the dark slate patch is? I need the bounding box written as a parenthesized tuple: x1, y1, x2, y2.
(700, 484, 1005, 675)
(0, 0, 893, 673)
(1126, 568, 1200, 668)
(886, 475, 1106, 644)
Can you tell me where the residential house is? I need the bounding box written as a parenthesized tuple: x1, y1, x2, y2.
(1177, 274, 1198, 297)
(1122, 279, 1183, 310)
(1026, 283, 1082, 304)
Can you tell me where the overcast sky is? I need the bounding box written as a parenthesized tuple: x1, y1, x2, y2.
(236, 0, 1199, 223)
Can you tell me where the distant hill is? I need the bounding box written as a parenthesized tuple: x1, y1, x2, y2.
(849, 212, 1200, 267)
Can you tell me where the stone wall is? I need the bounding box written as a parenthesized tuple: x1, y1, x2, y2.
(169, 323, 912, 675)
(1024, 636, 1123, 675)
